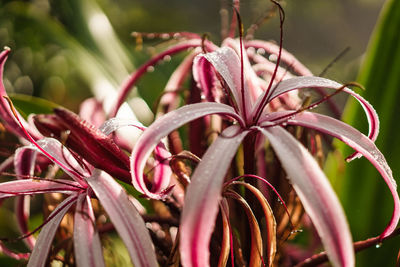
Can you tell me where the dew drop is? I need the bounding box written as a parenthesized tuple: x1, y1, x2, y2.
(290, 229, 303, 235)
(163, 55, 172, 62)
(247, 47, 256, 54)
(257, 48, 266, 55)
(375, 242, 382, 248)
(200, 94, 206, 100)
(161, 33, 170, 40)
(173, 33, 181, 39)
(146, 66, 155, 72)
(269, 54, 278, 62)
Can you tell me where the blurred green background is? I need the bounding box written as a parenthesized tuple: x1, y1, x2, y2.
(1, 0, 399, 266)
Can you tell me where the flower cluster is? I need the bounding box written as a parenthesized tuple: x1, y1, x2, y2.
(0, 1, 399, 267)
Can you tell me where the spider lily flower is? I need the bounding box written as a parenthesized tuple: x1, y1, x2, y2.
(131, 43, 399, 266)
(0, 143, 158, 267)
(32, 107, 133, 184)
(0, 48, 161, 266)
(0, 121, 159, 267)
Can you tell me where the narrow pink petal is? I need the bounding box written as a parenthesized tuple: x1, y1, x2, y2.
(180, 125, 248, 267)
(85, 170, 158, 267)
(74, 194, 105, 267)
(14, 148, 37, 179)
(0, 179, 82, 198)
(0, 241, 30, 260)
(281, 111, 400, 239)
(34, 138, 90, 184)
(255, 76, 379, 157)
(131, 102, 244, 199)
(258, 126, 354, 267)
(0, 48, 41, 140)
(14, 147, 38, 249)
(223, 37, 263, 103)
(193, 55, 217, 103)
(159, 51, 198, 115)
(79, 98, 106, 128)
(14, 196, 35, 249)
(245, 40, 313, 77)
(201, 47, 253, 120)
(110, 39, 218, 117)
(152, 142, 172, 193)
(99, 118, 172, 193)
(27, 194, 78, 267)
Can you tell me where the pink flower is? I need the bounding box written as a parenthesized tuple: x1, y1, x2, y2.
(0, 48, 158, 267)
(128, 19, 399, 267)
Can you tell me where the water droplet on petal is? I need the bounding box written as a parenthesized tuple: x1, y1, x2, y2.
(269, 54, 278, 62)
(257, 48, 266, 55)
(163, 55, 172, 62)
(375, 243, 382, 248)
(290, 229, 303, 235)
(247, 47, 256, 54)
(161, 33, 170, 40)
(146, 66, 155, 72)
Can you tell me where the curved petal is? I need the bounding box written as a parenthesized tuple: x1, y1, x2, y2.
(33, 138, 90, 185)
(79, 98, 107, 128)
(255, 76, 379, 158)
(14, 147, 37, 249)
(281, 111, 399, 239)
(74, 194, 105, 267)
(159, 51, 198, 115)
(111, 39, 218, 117)
(201, 47, 253, 120)
(100, 118, 172, 194)
(193, 55, 217, 102)
(27, 194, 78, 267)
(258, 126, 354, 267)
(0, 241, 30, 260)
(0, 179, 82, 198)
(245, 40, 313, 77)
(85, 170, 158, 267)
(130, 102, 244, 199)
(180, 125, 248, 267)
(0, 48, 40, 140)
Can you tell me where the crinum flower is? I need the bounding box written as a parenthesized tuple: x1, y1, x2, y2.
(127, 7, 399, 267)
(0, 48, 161, 267)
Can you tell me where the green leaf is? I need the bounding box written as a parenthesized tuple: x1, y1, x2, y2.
(327, 0, 400, 265)
(9, 93, 59, 118)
